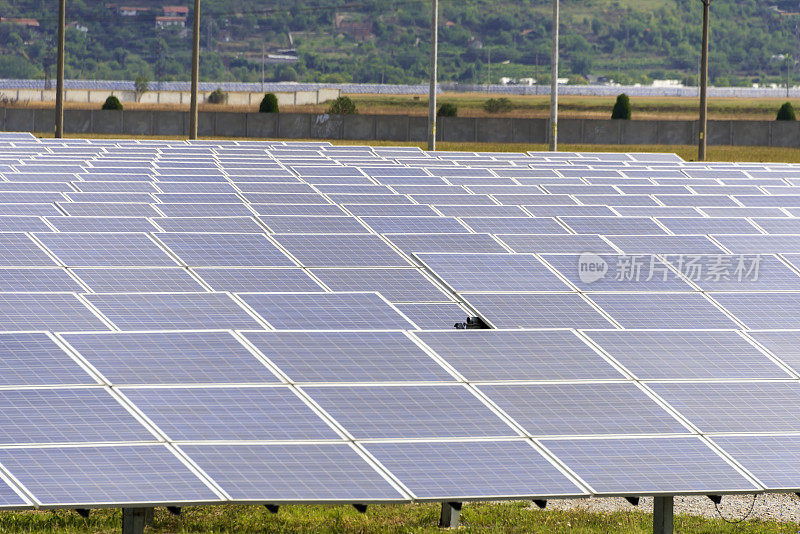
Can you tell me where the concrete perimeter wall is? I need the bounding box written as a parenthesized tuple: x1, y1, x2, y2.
(1, 109, 797, 147)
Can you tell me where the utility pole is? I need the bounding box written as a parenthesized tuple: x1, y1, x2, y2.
(549, 0, 559, 151)
(698, 0, 711, 161)
(189, 0, 200, 140)
(55, 0, 65, 138)
(427, 0, 438, 151)
(261, 44, 265, 92)
(787, 54, 791, 98)
(487, 48, 491, 92)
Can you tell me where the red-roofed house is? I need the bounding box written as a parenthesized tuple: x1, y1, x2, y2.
(1, 17, 40, 27)
(156, 15, 186, 29)
(162, 6, 189, 15)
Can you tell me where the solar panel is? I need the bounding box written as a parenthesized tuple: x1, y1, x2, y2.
(0, 445, 218, 506)
(61, 331, 279, 385)
(302, 385, 514, 439)
(462, 293, 614, 329)
(543, 254, 694, 292)
(588, 293, 739, 329)
(179, 443, 403, 502)
(417, 253, 569, 292)
(0, 332, 95, 386)
(384, 233, 507, 257)
(649, 382, 800, 433)
(0, 268, 83, 292)
(84, 293, 263, 330)
(361, 216, 470, 234)
(414, 330, 623, 381)
(241, 331, 453, 382)
(364, 440, 584, 500)
(0, 293, 108, 331)
(0, 388, 154, 444)
(0, 234, 59, 267)
(605, 235, 725, 254)
(45, 217, 158, 233)
(238, 292, 416, 330)
(273, 234, 411, 267)
(153, 217, 265, 233)
(496, 234, 618, 254)
(461, 217, 568, 234)
(561, 217, 667, 235)
(311, 268, 449, 302)
(259, 216, 368, 233)
(192, 268, 322, 292)
(157, 233, 295, 267)
(712, 435, 800, 490)
(158, 203, 254, 217)
(393, 303, 469, 330)
(657, 217, 760, 235)
(121, 386, 337, 441)
(72, 268, 204, 293)
(35, 233, 176, 267)
(710, 292, 800, 328)
(57, 203, 161, 217)
(541, 437, 757, 495)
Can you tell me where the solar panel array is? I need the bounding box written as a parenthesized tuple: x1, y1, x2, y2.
(0, 131, 798, 512)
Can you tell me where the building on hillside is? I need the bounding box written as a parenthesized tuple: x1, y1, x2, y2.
(162, 6, 189, 16)
(334, 12, 372, 42)
(117, 6, 150, 16)
(0, 17, 39, 28)
(67, 21, 89, 33)
(156, 15, 186, 29)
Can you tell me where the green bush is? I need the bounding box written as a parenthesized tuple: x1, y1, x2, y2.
(259, 93, 279, 113)
(483, 97, 513, 113)
(611, 93, 631, 120)
(777, 102, 796, 121)
(327, 96, 357, 115)
(207, 88, 227, 104)
(101, 95, 123, 110)
(437, 103, 458, 117)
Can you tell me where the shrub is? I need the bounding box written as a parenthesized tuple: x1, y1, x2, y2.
(207, 88, 227, 104)
(611, 93, 631, 120)
(777, 102, 796, 121)
(483, 97, 512, 113)
(327, 96, 357, 115)
(437, 103, 458, 117)
(259, 93, 279, 113)
(101, 95, 123, 111)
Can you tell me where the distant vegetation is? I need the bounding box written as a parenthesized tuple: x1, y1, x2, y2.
(0, 0, 797, 87)
(437, 102, 458, 117)
(484, 97, 513, 113)
(777, 101, 796, 121)
(101, 95, 122, 110)
(328, 95, 357, 114)
(611, 94, 632, 119)
(259, 93, 279, 113)
(206, 88, 227, 104)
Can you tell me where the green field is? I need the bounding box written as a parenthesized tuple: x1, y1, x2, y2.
(2, 502, 799, 534)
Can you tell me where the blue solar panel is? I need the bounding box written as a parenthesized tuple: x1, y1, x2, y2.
(157, 233, 295, 267)
(589, 293, 738, 329)
(365, 440, 584, 500)
(480, 383, 688, 436)
(496, 234, 618, 254)
(0, 294, 108, 331)
(158, 203, 254, 217)
(543, 254, 694, 292)
(62, 331, 279, 385)
(45, 217, 158, 233)
(273, 234, 411, 267)
(463, 293, 613, 329)
(434, 205, 528, 217)
(418, 253, 569, 292)
(179, 443, 403, 502)
(259, 216, 368, 234)
(191, 268, 321, 292)
(711, 292, 800, 328)
(239, 292, 416, 330)
(311, 268, 449, 302)
(561, 217, 667, 235)
(663, 254, 800, 291)
(241, 330, 452, 382)
(393, 303, 469, 330)
(542, 437, 757, 495)
(747, 330, 800, 375)
(153, 217, 265, 233)
(0, 203, 61, 216)
(461, 217, 568, 234)
(0, 216, 51, 232)
(72, 268, 204, 292)
(302, 385, 514, 439)
(0, 388, 153, 444)
(85, 293, 263, 330)
(384, 233, 508, 257)
(361, 216, 469, 234)
(415, 330, 622, 381)
(585, 330, 788, 379)
(122, 387, 337, 440)
(57, 202, 161, 217)
(0, 234, 58, 267)
(252, 204, 347, 216)
(0, 268, 83, 292)
(712, 435, 800, 491)
(0, 332, 95, 386)
(606, 235, 725, 254)
(0, 445, 218, 506)
(651, 381, 800, 433)
(35, 233, 176, 267)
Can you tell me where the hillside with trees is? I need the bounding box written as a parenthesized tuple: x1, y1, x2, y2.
(0, 0, 798, 87)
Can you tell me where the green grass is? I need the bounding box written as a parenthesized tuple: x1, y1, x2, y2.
(1, 502, 798, 533)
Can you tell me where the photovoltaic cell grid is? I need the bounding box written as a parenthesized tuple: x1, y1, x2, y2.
(4, 139, 800, 508)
